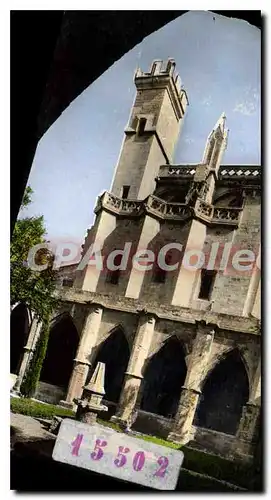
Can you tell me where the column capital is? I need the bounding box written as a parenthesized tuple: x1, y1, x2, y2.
(124, 371, 143, 380)
(246, 400, 261, 409)
(181, 385, 202, 396)
(23, 346, 33, 353)
(85, 301, 104, 313)
(136, 308, 158, 322)
(73, 358, 91, 366)
(195, 319, 217, 334)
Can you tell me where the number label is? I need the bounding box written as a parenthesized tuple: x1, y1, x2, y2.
(114, 446, 130, 467)
(90, 439, 107, 461)
(133, 451, 145, 471)
(71, 433, 83, 456)
(71, 434, 170, 479)
(154, 456, 169, 477)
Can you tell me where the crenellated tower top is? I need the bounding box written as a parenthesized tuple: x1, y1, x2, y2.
(134, 59, 188, 120)
(110, 58, 189, 200)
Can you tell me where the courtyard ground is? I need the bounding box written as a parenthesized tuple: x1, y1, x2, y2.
(10, 397, 261, 492)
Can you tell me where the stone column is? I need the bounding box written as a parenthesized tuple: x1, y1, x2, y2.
(59, 304, 103, 408)
(236, 357, 261, 446)
(168, 321, 215, 444)
(236, 402, 261, 444)
(12, 316, 42, 394)
(112, 311, 156, 425)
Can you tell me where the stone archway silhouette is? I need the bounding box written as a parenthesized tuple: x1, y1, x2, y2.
(40, 313, 79, 389)
(10, 303, 31, 374)
(91, 327, 130, 404)
(140, 336, 187, 418)
(194, 348, 249, 435)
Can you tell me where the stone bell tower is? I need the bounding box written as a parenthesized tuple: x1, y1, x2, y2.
(110, 59, 189, 200)
(75, 59, 189, 291)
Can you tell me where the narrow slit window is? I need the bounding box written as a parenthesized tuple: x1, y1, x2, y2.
(153, 252, 172, 284)
(198, 270, 216, 300)
(121, 185, 130, 199)
(106, 253, 122, 285)
(137, 117, 147, 136)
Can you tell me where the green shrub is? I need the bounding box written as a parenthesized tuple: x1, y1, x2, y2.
(20, 317, 51, 398)
(10, 397, 75, 419)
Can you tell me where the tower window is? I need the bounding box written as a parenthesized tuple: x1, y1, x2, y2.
(153, 252, 172, 284)
(137, 117, 147, 136)
(198, 270, 216, 300)
(106, 254, 122, 285)
(121, 185, 130, 199)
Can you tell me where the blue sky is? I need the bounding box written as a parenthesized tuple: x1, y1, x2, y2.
(22, 11, 260, 244)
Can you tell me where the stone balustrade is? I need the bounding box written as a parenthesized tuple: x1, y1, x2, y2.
(218, 166, 261, 179)
(158, 164, 199, 178)
(213, 206, 242, 224)
(157, 164, 261, 182)
(194, 199, 241, 226)
(95, 192, 242, 226)
(146, 195, 191, 220)
(95, 191, 143, 216)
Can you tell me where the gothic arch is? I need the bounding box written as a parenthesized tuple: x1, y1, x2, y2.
(40, 313, 79, 389)
(10, 302, 31, 374)
(204, 345, 250, 391)
(140, 336, 187, 418)
(90, 326, 130, 404)
(194, 348, 249, 435)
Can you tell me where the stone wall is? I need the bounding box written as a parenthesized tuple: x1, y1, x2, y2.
(35, 382, 66, 405)
(190, 426, 254, 463)
(132, 409, 174, 439)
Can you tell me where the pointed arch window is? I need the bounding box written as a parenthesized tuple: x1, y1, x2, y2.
(194, 349, 249, 434)
(141, 337, 187, 417)
(91, 328, 130, 403)
(40, 314, 79, 388)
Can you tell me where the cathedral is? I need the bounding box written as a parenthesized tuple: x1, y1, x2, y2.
(11, 59, 261, 462)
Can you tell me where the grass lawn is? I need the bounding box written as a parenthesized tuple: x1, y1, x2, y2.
(10, 396, 75, 419)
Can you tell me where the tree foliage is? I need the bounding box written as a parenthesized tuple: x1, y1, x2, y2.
(20, 315, 51, 398)
(10, 186, 59, 322)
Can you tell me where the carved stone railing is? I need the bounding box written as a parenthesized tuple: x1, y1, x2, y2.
(95, 192, 242, 226)
(95, 192, 143, 216)
(218, 166, 261, 179)
(194, 199, 242, 226)
(194, 199, 213, 220)
(145, 194, 167, 215)
(158, 164, 261, 183)
(145, 195, 191, 220)
(158, 164, 199, 178)
(212, 206, 242, 224)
